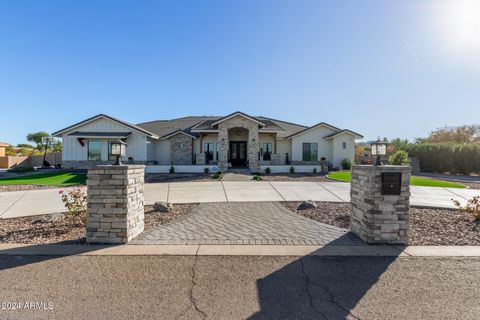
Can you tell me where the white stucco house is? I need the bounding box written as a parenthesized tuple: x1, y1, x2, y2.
(52, 112, 363, 172)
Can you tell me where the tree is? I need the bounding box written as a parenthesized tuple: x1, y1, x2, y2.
(16, 143, 35, 149)
(26, 132, 50, 150)
(424, 125, 480, 144)
(389, 138, 412, 152)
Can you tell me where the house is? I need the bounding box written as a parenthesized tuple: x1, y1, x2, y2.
(52, 112, 363, 172)
(0, 142, 8, 157)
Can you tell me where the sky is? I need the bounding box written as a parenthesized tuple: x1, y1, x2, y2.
(1, 0, 479, 145)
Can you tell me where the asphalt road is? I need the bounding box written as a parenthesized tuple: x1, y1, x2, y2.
(0, 255, 479, 320)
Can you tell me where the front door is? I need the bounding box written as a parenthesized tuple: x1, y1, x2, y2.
(229, 141, 247, 167)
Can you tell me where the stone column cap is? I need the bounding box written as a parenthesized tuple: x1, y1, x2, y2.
(90, 165, 146, 169)
(352, 165, 411, 171)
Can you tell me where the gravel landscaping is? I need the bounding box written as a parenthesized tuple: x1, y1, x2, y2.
(282, 201, 480, 246)
(0, 204, 197, 244)
(0, 185, 61, 192)
(260, 174, 330, 182)
(145, 173, 212, 183)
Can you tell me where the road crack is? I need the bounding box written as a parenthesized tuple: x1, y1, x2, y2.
(188, 249, 207, 320)
(300, 259, 361, 320)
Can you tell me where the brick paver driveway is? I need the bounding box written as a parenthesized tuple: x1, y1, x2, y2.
(130, 202, 365, 245)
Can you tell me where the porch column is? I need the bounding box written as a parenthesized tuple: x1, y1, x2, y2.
(218, 125, 229, 172)
(248, 126, 259, 172)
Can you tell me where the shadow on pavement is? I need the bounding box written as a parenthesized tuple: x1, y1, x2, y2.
(249, 234, 401, 320)
(0, 241, 115, 271)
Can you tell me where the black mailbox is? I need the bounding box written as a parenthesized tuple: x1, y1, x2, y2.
(381, 172, 402, 195)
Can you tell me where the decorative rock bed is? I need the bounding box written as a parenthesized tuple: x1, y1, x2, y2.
(282, 202, 480, 246)
(0, 204, 197, 244)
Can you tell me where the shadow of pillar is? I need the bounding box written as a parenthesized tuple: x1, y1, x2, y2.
(249, 235, 400, 320)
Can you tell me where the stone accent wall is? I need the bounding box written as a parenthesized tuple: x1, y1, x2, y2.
(169, 134, 193, 165)
(217, 115, 259, 172)
(86, 165, 145, 244)
(350, 165, 411, 244)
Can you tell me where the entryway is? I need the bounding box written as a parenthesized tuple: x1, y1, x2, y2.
(229, 141, 247, 167)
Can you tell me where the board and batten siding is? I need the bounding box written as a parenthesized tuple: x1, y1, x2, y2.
(61, 117, 149, 162)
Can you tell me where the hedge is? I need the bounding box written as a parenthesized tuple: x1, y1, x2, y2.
(408, 143, 480, 174)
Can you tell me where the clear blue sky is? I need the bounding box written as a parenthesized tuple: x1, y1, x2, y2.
(1, 0, 479, 145)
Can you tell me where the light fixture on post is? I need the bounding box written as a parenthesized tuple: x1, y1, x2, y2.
(111, 139, 127, 165)
(371, 139, 387, 166)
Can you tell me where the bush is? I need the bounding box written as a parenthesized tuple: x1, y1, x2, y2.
(7, 166, 34, 173)
(409, 143, 480, 174)
(265, 167, 271, 174)
(290, 166, 295, 174)
(388, 150, 410, 165)
(212, 172, 223, 180)
(313, 167, 317, 174)
(340, 158, 353, 170)
(169, 166, 175, 174)
(252, 174, 262, 181)
(204, 167, 209, 174)
(59, 188, 87, 223)
(453, 196, 480, 220)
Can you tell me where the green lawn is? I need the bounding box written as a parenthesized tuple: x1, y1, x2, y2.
(0, 172, 87, 186)
(326, 171, 466, 188)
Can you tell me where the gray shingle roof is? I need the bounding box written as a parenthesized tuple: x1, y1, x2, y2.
(136, 114, 307, 139)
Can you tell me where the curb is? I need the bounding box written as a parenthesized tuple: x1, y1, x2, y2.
(0, 244, 479, 257)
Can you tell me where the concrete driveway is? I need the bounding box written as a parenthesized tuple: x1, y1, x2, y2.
(1, 181, 480, 219)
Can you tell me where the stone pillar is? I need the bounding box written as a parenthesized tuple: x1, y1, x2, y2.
(350, 165, 411, 244)
(218, 126, 229, 172)
(196, 153, 206, 165)
(248, 127, 259, 172)
(86, 165, 145, 244)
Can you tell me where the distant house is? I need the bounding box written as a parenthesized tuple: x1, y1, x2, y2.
(52, 111, 363, 171)
(0, 142, 9, 157)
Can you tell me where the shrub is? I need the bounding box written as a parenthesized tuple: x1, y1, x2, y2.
(59, 188, 87, 223)
(204, 167, 209, 174)
(340, 158, 353, 170)
(388, 150, 410, 165)
(453, 196, 480, 220)
(409, 143, 480, 174)
(265, 167, 271, 174)
(252, 174, 262, 181)
(313, 167, 317, 174)
(212, 172, 223, 180)
(7, 166, 34, 173)
(169, 166, 175, 174)
(290, 166, 295, 174)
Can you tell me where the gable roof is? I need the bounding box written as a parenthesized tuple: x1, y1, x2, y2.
(52, 114, 159, 138)
(161, 130, 197, 140)
(0, 142, 9, 147)
(286, 122, 342, 139)
(210, 111, 265, 127)
(323, 129, 364, 139)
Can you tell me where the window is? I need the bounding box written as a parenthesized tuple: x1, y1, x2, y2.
(204, 142, 215, 161)
(302, 143, 318, 161)
(261, 143, 272, 161)
(342, 142, 347, 149)
(88, 140, 102, 161)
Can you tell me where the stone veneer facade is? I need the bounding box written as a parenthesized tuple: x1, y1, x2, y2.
(217, 115, 259, 172)
(86, 165, 145, 244)
(170, 133, 193, 165)
(350, 165, 411, 244)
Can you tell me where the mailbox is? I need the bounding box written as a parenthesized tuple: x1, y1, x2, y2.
(381, 172, 402, 195)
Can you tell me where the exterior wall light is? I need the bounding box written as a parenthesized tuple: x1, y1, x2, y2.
(371, 139, 387, 166)
(251, 138, 256, 145)
(221, 138, 225, 145)
(111, 139, 127, 165)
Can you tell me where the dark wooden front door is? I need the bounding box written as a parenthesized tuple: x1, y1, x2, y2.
(229, 141, 247, 167)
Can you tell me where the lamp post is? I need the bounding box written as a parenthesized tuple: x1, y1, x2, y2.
(371, 139, 387, 166)
(111, 139, 127, 165)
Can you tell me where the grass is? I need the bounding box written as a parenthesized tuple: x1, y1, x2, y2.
(0, 172, 87, 186)
(326, 171, 466, 188)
